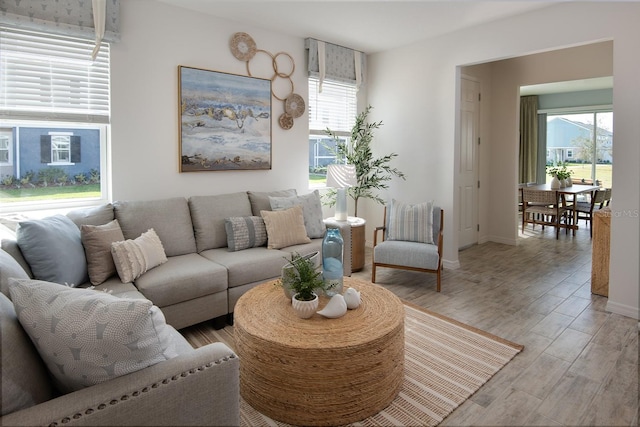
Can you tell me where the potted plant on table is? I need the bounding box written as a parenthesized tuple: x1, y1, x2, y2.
(278, 252, 326, 318)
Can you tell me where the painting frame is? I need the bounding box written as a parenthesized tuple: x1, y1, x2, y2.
(178, 66, 272, 172)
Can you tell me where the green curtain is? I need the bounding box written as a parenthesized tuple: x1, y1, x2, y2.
(519, 95, 538, 184)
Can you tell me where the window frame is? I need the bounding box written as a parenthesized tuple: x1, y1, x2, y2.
(0, 27, 110, 213)
(308, 76, 358, 187)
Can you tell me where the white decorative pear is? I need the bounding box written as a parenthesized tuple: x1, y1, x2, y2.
(316, 294, 347, 318)
(343, 287, 361, 309)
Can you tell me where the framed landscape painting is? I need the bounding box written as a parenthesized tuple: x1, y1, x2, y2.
(178, 66, 272, 172)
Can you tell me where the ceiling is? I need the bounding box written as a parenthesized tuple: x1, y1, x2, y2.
(155, 1, 613, 94)
(155, 0, 555, 54)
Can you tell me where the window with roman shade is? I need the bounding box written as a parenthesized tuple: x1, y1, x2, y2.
(306, 38, 364, 186)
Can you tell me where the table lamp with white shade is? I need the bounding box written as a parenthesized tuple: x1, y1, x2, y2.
(326, 164, 357, 221)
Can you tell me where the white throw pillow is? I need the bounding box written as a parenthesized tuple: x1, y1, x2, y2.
(8, 278, 178, 393)
(111, 228, 167, 283)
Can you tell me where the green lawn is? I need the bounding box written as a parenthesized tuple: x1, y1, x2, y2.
(0, 184, 101, 203)
(566, 164, 612, 188)
(309, 173, 326, 185)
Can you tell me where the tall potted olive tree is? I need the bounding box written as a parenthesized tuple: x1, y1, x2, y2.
(325, 106, 405, 217)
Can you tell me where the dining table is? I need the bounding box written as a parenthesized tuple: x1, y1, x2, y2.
(524, 183, 602, 235)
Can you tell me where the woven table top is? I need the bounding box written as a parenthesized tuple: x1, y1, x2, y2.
(234, 277, 404, 349)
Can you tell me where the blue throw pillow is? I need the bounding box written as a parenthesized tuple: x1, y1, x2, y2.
(16, 215, 89, 287)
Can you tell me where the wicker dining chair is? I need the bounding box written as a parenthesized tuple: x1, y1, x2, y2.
(521, 189, 568, 239)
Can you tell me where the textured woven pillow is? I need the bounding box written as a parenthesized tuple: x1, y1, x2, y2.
(269, 190, 326, 238)
(261, 205, 311, 249)
(224, 216, 267, 252)
(81, 219, 125, 285)
(111, 228, 167, 283)
(387, 199, 434, 244)
(8, 278, 178, 393)
(16, 215, 88, 287)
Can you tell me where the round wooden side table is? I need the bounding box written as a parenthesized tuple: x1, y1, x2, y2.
(234, 278, 404, 426)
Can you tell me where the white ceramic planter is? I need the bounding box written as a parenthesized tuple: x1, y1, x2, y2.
(292, 293, 319, 319)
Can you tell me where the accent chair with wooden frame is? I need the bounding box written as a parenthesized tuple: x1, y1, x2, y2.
(521, 188, 568, 239)
(371, 203, 443, 292)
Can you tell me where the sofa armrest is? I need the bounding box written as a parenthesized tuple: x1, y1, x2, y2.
(1, 343, 239, 427)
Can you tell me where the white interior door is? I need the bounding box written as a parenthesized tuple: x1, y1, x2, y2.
(459, 77, 480, 249)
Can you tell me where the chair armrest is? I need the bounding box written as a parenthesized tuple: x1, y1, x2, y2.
(1, 343, 239, 427)
(372, 226, 386, 248)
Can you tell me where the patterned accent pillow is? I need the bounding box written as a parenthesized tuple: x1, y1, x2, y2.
(269, 190, 326, 238)
(16, 215, 88, 287)
(8, 278, 178, 393)
(261, 205, 311, 249)
(387, 199, 434, 244)
(224, 216, 268, 252)
(111, 228, 168, 283)
(81, 219, 125, 285)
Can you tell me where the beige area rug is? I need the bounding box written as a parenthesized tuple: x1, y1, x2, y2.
(183, 301, 524, 427)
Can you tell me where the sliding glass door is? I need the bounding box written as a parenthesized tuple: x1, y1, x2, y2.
(546, 111, 613, 188)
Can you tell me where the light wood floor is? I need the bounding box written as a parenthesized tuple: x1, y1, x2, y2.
(355, 222, 638, 426)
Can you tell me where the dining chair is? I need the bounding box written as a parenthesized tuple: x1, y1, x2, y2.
(371, 201, 443, 292)
(576, 188, 610, 237)
(521, 189, 568, 239)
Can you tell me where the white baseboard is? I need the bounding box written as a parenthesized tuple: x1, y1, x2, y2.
(480, 235, 517, 246)
(443, 259, 460, 270)
(606, 300, 640, 320)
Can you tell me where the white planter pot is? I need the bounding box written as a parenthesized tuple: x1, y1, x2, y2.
(292, 293, 319, 319)
(550, 175, 561, 189)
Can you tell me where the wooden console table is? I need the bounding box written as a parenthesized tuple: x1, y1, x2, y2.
(234, 278, 404, 426)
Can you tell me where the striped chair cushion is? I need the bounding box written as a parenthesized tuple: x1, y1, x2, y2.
(388, 199, 434, 244)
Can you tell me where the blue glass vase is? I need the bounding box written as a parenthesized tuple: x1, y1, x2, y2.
(322, 228, 344, 296)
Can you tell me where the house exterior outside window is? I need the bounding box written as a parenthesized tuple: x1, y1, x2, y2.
(0, 27, 110, 212)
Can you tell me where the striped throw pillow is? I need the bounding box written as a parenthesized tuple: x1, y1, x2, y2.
(388, 199, 434, 244)
(224, 216, 268, 251)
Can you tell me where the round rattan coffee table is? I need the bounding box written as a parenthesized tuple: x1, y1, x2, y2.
(234, 278, 404, 426)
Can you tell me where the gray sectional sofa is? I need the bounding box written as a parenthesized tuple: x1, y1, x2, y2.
(1, 189, 352, 330)
(0, 189, 351, 425)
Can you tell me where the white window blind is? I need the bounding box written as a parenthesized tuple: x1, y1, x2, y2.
(308, 77, 357, 135)
(0, 27, 110, 123)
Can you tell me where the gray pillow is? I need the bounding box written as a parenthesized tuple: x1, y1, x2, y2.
(0, 292, 54, 415)
(9, 278, 179, 393)
(16, 215, 88, 287)
(269, 190, 326, 238)
(224, 216, 267, 251)
(248, 189, 297, 216)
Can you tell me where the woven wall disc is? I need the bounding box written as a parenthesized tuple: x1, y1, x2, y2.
(230, 32, 257, 61)
(278, 113, 294, 130)
(284, 93, 305, 118)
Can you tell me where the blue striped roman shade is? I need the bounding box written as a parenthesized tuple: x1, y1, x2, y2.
(387, 199, 434, 244)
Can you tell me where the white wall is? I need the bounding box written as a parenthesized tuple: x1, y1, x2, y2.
(367, 2, 639, 318)
(111, 0, 310, 201)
